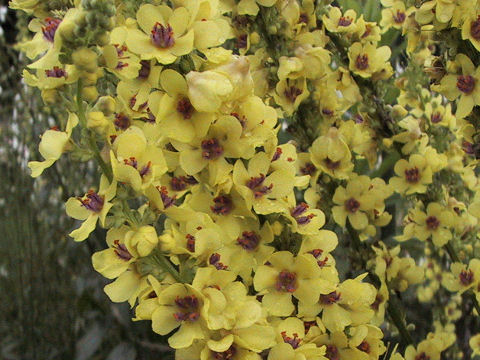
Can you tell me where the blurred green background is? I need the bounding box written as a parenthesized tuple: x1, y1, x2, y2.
(0, 2, 173, 358)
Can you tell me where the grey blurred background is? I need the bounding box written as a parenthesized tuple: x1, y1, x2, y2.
(0, 1, 173, 358)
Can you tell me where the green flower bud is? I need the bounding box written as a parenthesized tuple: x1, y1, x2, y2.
(72, 47, 98, 73)
(82, 86, 99, 102)
(96, 96, 115, 115)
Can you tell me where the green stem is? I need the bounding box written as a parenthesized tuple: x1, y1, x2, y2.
(122, 199, 139, 228)
(154, 253, 183, 283)
(346, 222, 413, 344)
(386, 291, 414, 345)
(76, 81, 113, 182)
(444, 242, 460, 262)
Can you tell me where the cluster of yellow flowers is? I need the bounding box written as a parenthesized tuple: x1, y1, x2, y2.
(13, 0, 480, 358)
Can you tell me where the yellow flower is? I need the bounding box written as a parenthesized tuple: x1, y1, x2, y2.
(126, 4, 194, 64)
(166, 211, 223, 263)
(298, 230, 339, 281)
(103, 43, 142, 80)
(104, 267, 148, 307)
(124, 226, 159, 257)
(298, 274, 376, 332)
(424, 96, 456, 129)
(380, 1, 410, 32)
(254, 251, 335, 316)
(117, 59, 163, 108)
(110, 126, 168, 192)
(356, 16, 382, 42)
(23, 64, 79, 91)
(233, 151, 295, 214)
(92, 226, 150, 307)
(404, 339, 443, 360)
(150, 283, 208, 349)
(197, 335, 266, 359)
(433, 54, 480, 118)
(237, 0, 277, 16)
(282, 202, 326, 235)
(442, 258, 480, 294)
(180, 0, 232, 49)
(462, 14, 480, 52)
(65, 175, 116, 242)
(332, 176, 375, 231)
(273, 77, 310, 116)
(371, 242, 424, 291)
(389, 154, 433, 195)
(192, 267, 263, 330)
(92, 225, 135, 280)
(410, 202, 453, 247)
(186, 53, 253, 113)
(28, 112, 78, 177)
(293, 45, 331, 80)
(323, 7, 358, 34)
(156, 69, 215, 143)
(470, 333, 480, 356)
(212, 219, 275, 283)
(267, 342, 327, 360)
(310, 127, 353, 180)
(416, 0, 457, 24)
(344, 325, 386, 360)
(185, 187, 253, 236)
(348, 42, 392, 79)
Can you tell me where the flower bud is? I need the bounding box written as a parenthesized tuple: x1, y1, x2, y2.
(250, 32, 260, 45)
(82, 86, 99, 102)
(96, 96, 115, 115)
(72, 47, 98, 73)
(95, 32, 110, 46)
(41, 89, 59, 104)
(87, 111, 109, 132)
(125, 226, 159, 257)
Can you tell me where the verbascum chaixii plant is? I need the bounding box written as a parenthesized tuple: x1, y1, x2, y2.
(14, 0, 480, 358)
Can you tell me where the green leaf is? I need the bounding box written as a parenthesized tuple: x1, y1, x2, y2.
(364, 0, 381, 21)
(337, 0, 362, 14)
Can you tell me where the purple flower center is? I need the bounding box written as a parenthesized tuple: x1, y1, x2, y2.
(246, 174, 273, 198)
(344, 198, 360, 213)
(186, 234, 195, 252)
(212, 345, 237, 360)
(138, 60, 151, 79)
(211, 195, 233, 215)
(45, 66, 67, 78)
(170, 175, 197, 191)
(426, 215, 440, 230)
(237, 231, 260, 250)
(42, 18, 61, 42)
(275, 270, 297, 293)
(201, 138, 224, 160)
(113, 240, 132, 261)
(79, 190, 104, 213)
(404, 166, 420, 183)
(157, 186, 176, 208)
(320, 291, 341, 305)
(271, 147, 282, 161)
(459, 269, 474, 285)
(281, 331, 301, 349)
(177, 97, 194, 119)
(173, 295, 200, 322)
(209, 253, 228, 270)
(151, 22, 175, 48)
(457, 75, 475, 94)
